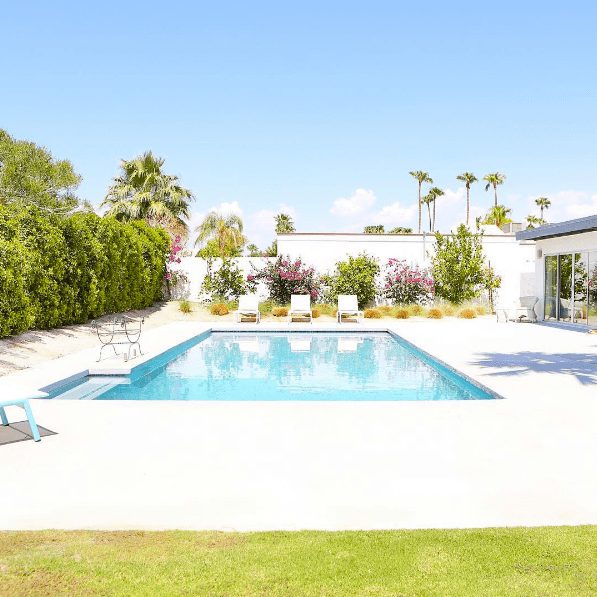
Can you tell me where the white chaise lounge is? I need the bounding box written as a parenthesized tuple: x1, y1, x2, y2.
(235, 295, 261, 323)
(289, 295, 312, 323)
(336, 295, 363, 323)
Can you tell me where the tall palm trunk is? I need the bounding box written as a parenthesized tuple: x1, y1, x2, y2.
(432, 197, 436, 232)
(418, 182, 422, 233)
(466, 186, 470, 226)
(493, 184, 498, 207)
(540, 206, 544, 219)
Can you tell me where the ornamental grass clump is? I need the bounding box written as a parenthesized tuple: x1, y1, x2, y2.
(272, 307, 288, 317)
(178, 300, 192, 313)
(458, 307, 477, 319)
(210, 303, 229, 316)
(396, 308, 410, 319)
(251, 254, 322, 304)
(381, 258, 434, 305)
(411, 305, 423, 315)
(440, 304, 455, 317)
(378, 305, 392, 314)
(364, 308, 382, 319)
(312, 308, 320, 318)
(427, 308, 443, 319)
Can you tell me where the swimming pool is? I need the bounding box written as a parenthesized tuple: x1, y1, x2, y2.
(47, 331, 496, 401)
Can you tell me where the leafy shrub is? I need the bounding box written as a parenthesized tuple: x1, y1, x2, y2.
(0, 205, 168, 337)
(396, 308, 410, 319)
(427, 308, 443, 319)
(179, 300, 192, 313)
(312, 308, 320, 318)
(381, 258, 434, 304)
(458, 308, 476, 319)
(202, 258, 255, 301)
(364, 308, 382, 319)
(325, 252, 379, 309)
(272, 307, 288, 317)
(431, 225, 486, 304)
(210, 303, 229, 316)
(252, 254, 322, 304)
(411, 305, 423, 315)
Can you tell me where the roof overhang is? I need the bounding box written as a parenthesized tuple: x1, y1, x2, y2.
(516, 214, 597, 241)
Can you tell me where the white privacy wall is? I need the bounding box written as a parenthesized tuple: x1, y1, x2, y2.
(277, 232, 536, 308)
(171, 233, 536, 307)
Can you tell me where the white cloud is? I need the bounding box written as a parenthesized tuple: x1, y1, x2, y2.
(330, 189, 377, 217)
(249, 203, 298, 232)
(523, 191, 597, 222)
(368, 201, 417, 226)
(210, 200, 243, 217)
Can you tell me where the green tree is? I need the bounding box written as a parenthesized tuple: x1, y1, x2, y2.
(483, 205, 512, 228)
(483, 172, 506, 207)
(409, 170, 433, 233)
(274, 213, 296, 233)
(389, 226, 413, 234)
(456, 172, 478, 227)
(246, 243, 264, 257)
(201, 258, 253, 300)
(325, 253, 379, 308)
(0, 129, 81, 211)
(431, 224, 486, 304)
(102, 151, 194, 234)
(194, 212, 246, 258)
(525, 214, 545, 229)
(364, 225, 385, 234)
(429, 187, 444, 232)
(535, 197, 551, 220)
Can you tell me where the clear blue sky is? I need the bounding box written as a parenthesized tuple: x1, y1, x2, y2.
(2, 0, 596, 247)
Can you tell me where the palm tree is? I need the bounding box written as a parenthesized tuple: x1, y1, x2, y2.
(274, 213, 295, 233)
(194, 212, 246, 257)
(525, 215, 543, 229)
(535, 197, 551, 220)
(483, 205, 512, 228)
(483, 172, 506, 207)
(102, 151, 194, 231)
(409, 170, 433, 233)
(456, 172, 478, 226)
(428, 187, 444, 232)
(421, 195, 433, 231)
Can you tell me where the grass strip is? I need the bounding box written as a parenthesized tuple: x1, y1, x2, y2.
(1, 527, 596, 596)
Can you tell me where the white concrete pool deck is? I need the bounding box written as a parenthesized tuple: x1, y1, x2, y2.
(1, 317, 597, 531)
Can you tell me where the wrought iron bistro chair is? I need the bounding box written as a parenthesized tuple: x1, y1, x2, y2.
(91, 315, 144, 362)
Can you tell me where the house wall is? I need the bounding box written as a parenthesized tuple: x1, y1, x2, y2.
(533, 231, 597, 320)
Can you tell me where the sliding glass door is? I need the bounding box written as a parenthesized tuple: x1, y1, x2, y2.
(544, 252, 591, 325)
(589, 251, 597, 327)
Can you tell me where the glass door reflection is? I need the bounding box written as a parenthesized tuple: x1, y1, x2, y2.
(558, 254, 573, 322)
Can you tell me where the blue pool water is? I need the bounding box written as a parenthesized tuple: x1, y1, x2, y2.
(48, 332, 495, 401)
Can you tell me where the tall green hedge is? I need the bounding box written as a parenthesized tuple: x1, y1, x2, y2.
(0, 205, 169, 337)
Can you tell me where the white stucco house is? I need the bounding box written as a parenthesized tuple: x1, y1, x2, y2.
(516, 215, 597, 328)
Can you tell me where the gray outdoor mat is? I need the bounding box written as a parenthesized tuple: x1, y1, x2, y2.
(0, 421, 57, 446)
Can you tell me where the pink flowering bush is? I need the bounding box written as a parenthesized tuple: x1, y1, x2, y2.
(381, 258, 434, 304)
(163, 235, 189, 297)
(252, 254, 322, 303)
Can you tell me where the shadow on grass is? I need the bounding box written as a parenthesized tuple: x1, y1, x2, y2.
(471, 351, 597, 386)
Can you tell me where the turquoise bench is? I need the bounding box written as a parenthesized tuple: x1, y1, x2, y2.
(0, 398, 41, 442)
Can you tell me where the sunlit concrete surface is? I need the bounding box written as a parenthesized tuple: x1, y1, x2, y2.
(1, 318, 596, 531)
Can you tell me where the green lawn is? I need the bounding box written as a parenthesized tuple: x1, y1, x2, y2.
(1, 527, 596, 596)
